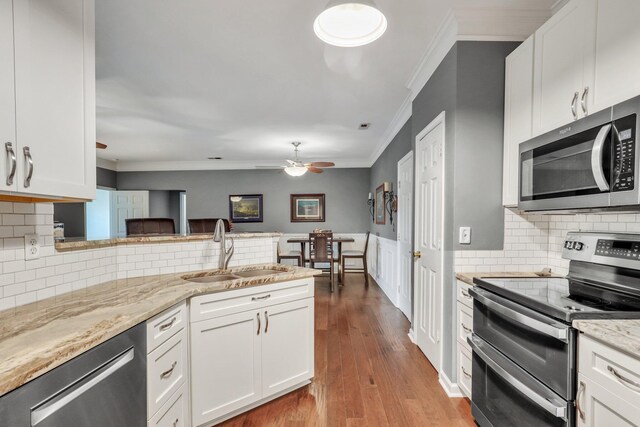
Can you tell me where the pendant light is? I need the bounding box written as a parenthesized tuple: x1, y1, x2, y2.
(314, 0, 387, 47)
(284, 166, 308, 177)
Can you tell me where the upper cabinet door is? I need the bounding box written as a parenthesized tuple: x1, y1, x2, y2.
(13, 0, 96, 200)
(0, 0, 17, 192)
(503, 36, 534, 207)
(532, 0, 597, 136)
(589, 0, 640, 114)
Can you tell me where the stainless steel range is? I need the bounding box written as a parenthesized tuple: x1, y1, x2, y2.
(469, 231, 640, 427)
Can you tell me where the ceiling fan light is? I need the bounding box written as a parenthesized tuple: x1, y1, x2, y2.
(284, 166, 308, 177)
(314, 0, 387, 47)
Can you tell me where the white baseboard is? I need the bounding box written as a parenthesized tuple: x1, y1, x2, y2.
(439, 371, 464, 398)
(407, 328, 416, 344)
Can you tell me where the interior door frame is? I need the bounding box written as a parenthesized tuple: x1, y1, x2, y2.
(396, 150, 414, 320)
(412, 111, 446, 375)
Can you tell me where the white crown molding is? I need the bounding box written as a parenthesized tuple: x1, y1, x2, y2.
(368, 95, 412, 165)
(112, 159, 371, 172)
(96, 157, 118, 171)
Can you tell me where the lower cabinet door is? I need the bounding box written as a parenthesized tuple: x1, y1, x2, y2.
(261, 298, 314, 397)
(190, 311, 262, 427)
(577, 374, 640, 427)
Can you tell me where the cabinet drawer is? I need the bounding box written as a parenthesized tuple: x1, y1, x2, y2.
(458, 345, 472, 399)
(148, 383, 189, 427)
(457, 302, 473, 352)
(578, 335, 640, 406)
(456, 280, 474, 308)
(147, 302, 187, 353)
(148, 328, 188, 418)
(190, 278, 313, 322)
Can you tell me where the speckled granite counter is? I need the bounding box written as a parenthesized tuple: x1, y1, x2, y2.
(0, 263, 319, 397)
(55, 232, 283, 252)
(573, 319, 640, 357)
(456, 271, 559, 286)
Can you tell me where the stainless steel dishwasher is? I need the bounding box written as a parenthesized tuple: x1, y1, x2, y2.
(0, 323, 146, 426)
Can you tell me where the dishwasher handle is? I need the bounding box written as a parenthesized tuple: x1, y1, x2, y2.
(31, 347, 135, 426)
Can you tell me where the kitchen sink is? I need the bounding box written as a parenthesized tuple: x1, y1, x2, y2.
(182, 274, 239, 283)
(233, 269, 284, 277)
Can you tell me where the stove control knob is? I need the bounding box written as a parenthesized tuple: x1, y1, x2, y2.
(565, 241, 574, 250)
(574, 242, 584, 251)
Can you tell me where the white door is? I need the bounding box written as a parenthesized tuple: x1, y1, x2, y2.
(190, 311, 262, 427)
(577, 374, 640, 427)
(261, 299, 314, 396)
(0, 0, 17, 192)
(397, 151, 413, 320)
(590, 0, 640, 113)
(110, 191, 149, 237)
(532, 0, 596, 136)
(414, 113, 444, 371)
(13, 0, 96, 200)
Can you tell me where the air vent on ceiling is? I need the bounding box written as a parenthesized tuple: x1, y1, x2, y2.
(359, 123, 371, 130)
(208, 156, 223, 160)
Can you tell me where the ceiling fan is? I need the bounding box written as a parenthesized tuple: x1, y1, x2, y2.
(258, 142, 335, 176)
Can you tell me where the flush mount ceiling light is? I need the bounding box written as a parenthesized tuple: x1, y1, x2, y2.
(284, 166, 308, 177)
(314, 0, 387, 47)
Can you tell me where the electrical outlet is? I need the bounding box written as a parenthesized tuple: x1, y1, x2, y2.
(459, 227, 471, 245)
(25, 234, 40, 260)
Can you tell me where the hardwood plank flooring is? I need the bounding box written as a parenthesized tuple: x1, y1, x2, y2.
(217, 274, 475, 427)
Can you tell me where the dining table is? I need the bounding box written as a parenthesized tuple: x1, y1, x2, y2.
(287, 236, 355, 284)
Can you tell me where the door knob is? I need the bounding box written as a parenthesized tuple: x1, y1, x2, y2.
(413, 251, 421, 259)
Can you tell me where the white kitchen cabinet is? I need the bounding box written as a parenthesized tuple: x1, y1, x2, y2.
(589, 0, 640, 113)
(456, 280, 473, 398)
(2, 0, 96, 200)
(532, 0, 597, 136)
(261, 299, 314, 397)
(577, 373, 640, 427)
(190, 310, 263, 427)
(503, 36, 534, 206)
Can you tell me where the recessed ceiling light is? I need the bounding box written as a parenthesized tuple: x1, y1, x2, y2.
(314, 0, 387, 48)
(359, 123, 371, 130)
(208, 156, 223, 160)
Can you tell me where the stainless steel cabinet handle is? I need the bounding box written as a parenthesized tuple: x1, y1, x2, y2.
(461, 324, 472, 334)
(173, 419, 179, 427)
(461, 290, 472, 299)
(608, 365, 640, 390)
(571, 91, 579, 119)
(591, 124, 612, 192)
(469, 336, 567, 419)
(576, 381, 586, 421)
(257, 312, 261, 335)
(160, 361, 177, 379)
(264, 311, 269, 333)
(470, 288, 569, 342)
(251, 294, 271, 302)
(581, 86, 589, 115)
(31, 348, 134, 426)
(159, 317, 177, 331)
(461, 366, 471, 379)
(5, 142, 16, 186)
(23, 146, 33, 188)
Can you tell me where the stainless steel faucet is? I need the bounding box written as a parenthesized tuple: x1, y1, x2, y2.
(213, 219, 234, 269)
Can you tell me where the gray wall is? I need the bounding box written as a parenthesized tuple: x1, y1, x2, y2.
(117, 168, 370, 233)
(97, 167, 117, 188)
(148, 190, 182, 232)
(369, 118, 412, 240)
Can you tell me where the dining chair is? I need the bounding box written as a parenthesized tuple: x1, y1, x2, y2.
(276, 240, 303, 267)
(340, 232, 370, 286)
(125, 218, 176, 236)
(188, 218, 231, 233)
(309, 232, 336, 292)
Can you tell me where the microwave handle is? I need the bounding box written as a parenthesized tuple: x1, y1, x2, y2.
(591, 124, 612, 192)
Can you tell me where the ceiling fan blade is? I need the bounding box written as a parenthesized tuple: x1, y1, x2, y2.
(286, 159, 298, 166)
(96, 141, 107, 149)
(305, 162, 334, 168)
(307, 166, 324, 174)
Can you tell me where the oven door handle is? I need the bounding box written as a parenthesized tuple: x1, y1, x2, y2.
(470, 289, 569, 343)
(469, 336, 567, 420)
(591, 123, 612, 192)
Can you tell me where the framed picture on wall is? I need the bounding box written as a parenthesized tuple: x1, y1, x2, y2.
(290, 194, 325, 222)
(375, 184, 385, 225)
(229, 194, 263, 223)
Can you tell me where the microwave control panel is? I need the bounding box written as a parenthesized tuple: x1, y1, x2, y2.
(612, 114, 636, 192)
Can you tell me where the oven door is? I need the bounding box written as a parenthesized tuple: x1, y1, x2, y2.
(469, 334, 573, 427)
(519, 107, 613, 211)
(470, 287, 576, 399)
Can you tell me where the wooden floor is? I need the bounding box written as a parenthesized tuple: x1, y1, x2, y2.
(218, 274, 475, 427)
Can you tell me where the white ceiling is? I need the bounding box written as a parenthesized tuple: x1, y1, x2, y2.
(95, 0, 555, 170)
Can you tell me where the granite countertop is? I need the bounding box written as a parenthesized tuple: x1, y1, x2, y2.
(55, 232, 284, 252)
(0, 263, 320, 397)
(456, 271, 559, 286)
(573, 319, 640, 357)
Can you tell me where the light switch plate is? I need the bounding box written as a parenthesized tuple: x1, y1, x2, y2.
(459, 227, 471, 245)
(25, 234, 40, 260)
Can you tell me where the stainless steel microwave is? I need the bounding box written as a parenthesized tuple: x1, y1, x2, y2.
(519, 95, 640, 211)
